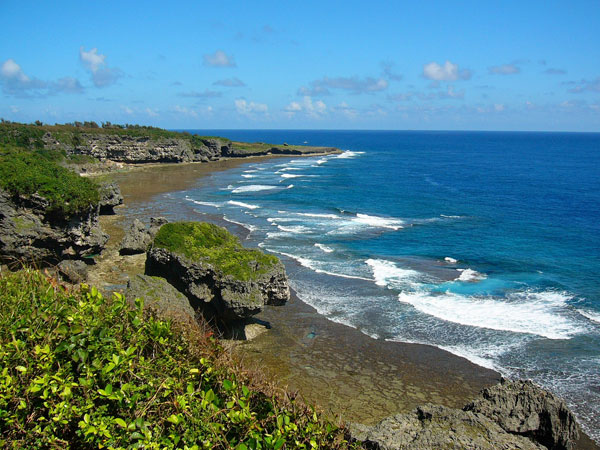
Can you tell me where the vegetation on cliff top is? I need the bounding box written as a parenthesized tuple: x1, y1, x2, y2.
(0, 147, 100, 216)
(0, 269, 354, 449)
(153, 222, 279, 281)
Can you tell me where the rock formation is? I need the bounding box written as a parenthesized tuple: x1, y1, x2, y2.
(352, 379, 580, 450)
(98, 181, 123, 214)
(0, 189, 107, 265)
(119, 217, 168, 255)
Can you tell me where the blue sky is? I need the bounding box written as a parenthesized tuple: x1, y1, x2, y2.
(1, 0, 599, 131)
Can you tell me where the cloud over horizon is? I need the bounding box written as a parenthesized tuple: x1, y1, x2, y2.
(423, 61, 472, 81)
(203, 50, 236, 67)
(79, 47, 122, 87)
(298, 75, 389, 96)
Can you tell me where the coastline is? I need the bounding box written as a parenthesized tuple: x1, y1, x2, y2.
(89, 157, 599, 449)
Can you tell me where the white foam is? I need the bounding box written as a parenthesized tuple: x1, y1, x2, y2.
(314, 243, 334, 253)
(277, 225, 312, 234)
(276, 167, 303, 173)
(441, 214, 464, 219)
(244, 169, 258, 173)
(280, 173, 303, 179)
(227, 200, 260, 210)
(187, 199, 223, 208)
(437, 345, 499, 371)
(222, 216, 256, 232)
(354, 213, 404, 230)
(578, 309, 600, 324)
(366, 259, 420, 288)
(232, 184, 277, 194)
(296, 212, 340, 219)
(286, 184, 294, 189)
(241, 174, 256, 178)
(336, 150, 365, 159)
(456, 268, 487, 282)
(397, 290, 583, 339)
(445, 257, 458, 264)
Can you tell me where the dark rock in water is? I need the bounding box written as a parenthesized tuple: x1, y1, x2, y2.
(98, 182, 123, 214)
(57, 260, 88, 284)
(351, 404, 545, 450)
(351, 378, 581, 450)
(464, 378, 579, 450)
(125, 274, 196, 326)
(119, 217, 168, 255)
(145, 246, 289, 323)
(0, 189, 107, 265)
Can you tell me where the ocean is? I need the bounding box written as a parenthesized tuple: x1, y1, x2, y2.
(169, 130, 600, 439)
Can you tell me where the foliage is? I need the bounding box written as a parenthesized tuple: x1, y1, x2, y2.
(0, 147, 100, 217)
(153, 222, 279, 281)
(0, 269, 355, 449)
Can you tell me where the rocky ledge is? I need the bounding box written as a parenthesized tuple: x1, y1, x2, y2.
(144, 221, 289, 324)
(351, 378, 579, 450)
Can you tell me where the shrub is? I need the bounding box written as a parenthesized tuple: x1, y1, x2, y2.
(0, 269, 354, 449)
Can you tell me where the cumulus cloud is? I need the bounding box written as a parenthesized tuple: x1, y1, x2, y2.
(203, 50, 236, 67)
(566, 77, 600, 93)
(488, 63, 520, 75)
(79, 47, 122, 87)
(1, 58, 86, 97)
(235, 98, 268, 115)
(284, 96, 326, 118)
(213, 77, 246, 87)
(298, 75, 389, 96)
(52, 77, 84, 94)
(423, 61, 471, 81)
(178, 89, 222, 99)
(173, 105, 199, 118)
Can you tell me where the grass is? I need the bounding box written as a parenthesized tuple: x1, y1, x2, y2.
(0, 146, 100, 217)
(153, 222, 279, 282)
(0, 268, 356, 449)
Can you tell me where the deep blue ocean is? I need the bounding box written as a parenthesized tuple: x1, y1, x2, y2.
(170, 130, 600, 438)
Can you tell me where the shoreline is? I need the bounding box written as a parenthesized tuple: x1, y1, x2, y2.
(90, 157, 599, 448)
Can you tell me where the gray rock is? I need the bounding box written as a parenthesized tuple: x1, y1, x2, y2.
(0, 189, 108, 265)
(145, 246, 290, 322)
(464, 379, 579, 450)
(57, 260, 88, 284)
(119, 217, 168, 255)
(98, 182, 123, 214)
(125, 274, 196, 325)
(351, 404, 545, 450)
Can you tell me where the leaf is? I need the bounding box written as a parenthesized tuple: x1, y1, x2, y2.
(15, 365, 27, 373)
(222, 379, 233, 391)
(274, 438, 285, 450)
(114, 418, 127, 428)
(166, 414, 180, 425)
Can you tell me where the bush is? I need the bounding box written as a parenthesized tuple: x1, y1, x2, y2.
(153, 222, 279, 281)
(0, 269, 354, 449)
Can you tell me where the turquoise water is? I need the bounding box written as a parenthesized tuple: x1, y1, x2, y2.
(169, 130, 600, 439)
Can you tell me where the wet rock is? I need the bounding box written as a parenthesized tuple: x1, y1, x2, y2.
(57, 259, 88, 284)
(98, 182, 123, 214)
(145, 246, 289, 323)
(0, 189, 108, 265)
(125, 274, 196, 326)
(464, 378, 579, 450)
(351, 403, 545, 450)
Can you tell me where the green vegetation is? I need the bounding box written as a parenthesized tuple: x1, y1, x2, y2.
(153, 222, 279, 281)
(0, 269, 354, 449)
(0, 147, 100, 217)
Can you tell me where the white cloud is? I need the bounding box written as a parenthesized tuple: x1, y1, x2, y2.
(235, 99, 268, 115)
(1, 59, 30, 82)
(438, 85, 465, 99)
(145, 107, 159, 117)
(0, 58, 48, 96)
(79, 46, 122, 87)
(567, 77, 600, 93)
(173, 105, 199, 117)
(53, 77, 84, 94)
(213, 77, 246, 87)
(423, 61, 471, 81)
(121, 105, 133, 115)
(298, 75, 389, 96)
(488, 64, 520, 75)
(203, 50, 236, 67)
(284, 96, 326, 118)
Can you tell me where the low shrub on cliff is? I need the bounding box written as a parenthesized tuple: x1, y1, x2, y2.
(0, 269, 354, 449)
(153, 222, 279, 281)
(0, 147, 100, 216)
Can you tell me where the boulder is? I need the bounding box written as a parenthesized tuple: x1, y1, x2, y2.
(119, 217, 168, 255)
(145, 245, 289, 323)
(57, 260, 88, 284)
(351, 404, 545, 450)
(125, 274, 196, 326)
(98, 181, 123, 214)
(464, 379, 579, 450)
(0, 189, 108, 265)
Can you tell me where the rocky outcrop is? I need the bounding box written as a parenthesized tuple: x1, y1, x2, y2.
(98, 181, 123, 214)
(352, 404, 545, 450)
(145, 246, 289, 322)
(0, 189, 107, 264)
(119, 217, 167, 255)
(352, 379, 580, 450)
(125, 274, 197, 326)
(57, 259, 88, 284)
(464, 379, 579, 450)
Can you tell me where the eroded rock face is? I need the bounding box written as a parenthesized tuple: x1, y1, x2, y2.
(98, 182, 123, 214)
(352, 379, 581, 450)
(145, 246, 289, 322)
(351, 404, 545, 450)
(464, 379, 579, 450)
(57, 259, 88, 284)
(119, 217, 168, 255)
(0, 189, 108, 265)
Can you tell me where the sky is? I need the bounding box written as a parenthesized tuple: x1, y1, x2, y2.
(1, 0, 599, 131)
